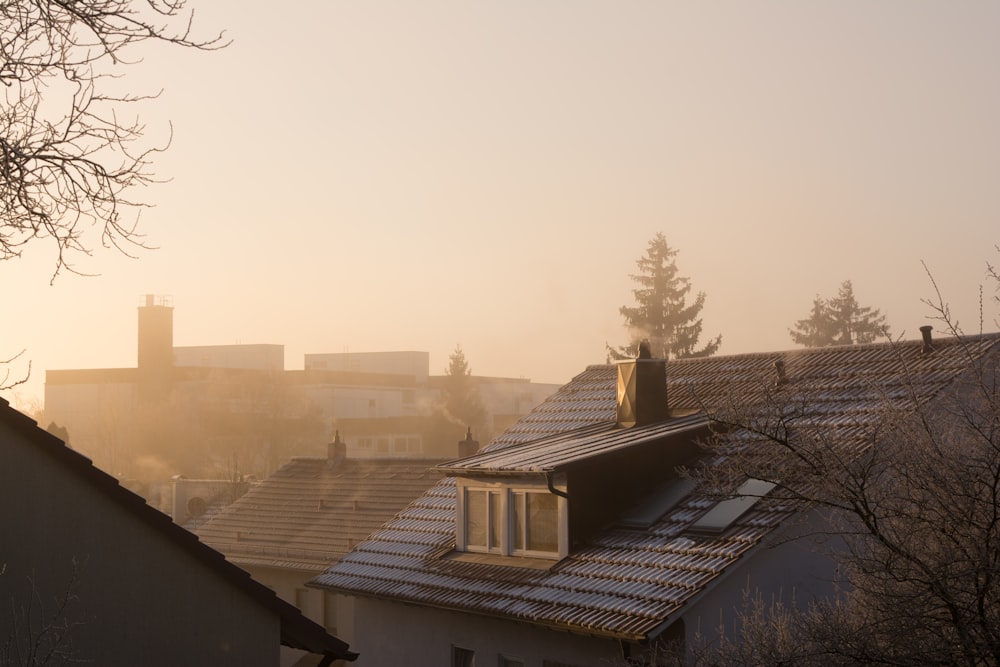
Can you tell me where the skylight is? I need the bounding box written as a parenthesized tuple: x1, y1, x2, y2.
(689, 478, 777, 535)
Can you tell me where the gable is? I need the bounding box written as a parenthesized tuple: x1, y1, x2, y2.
(0, 399, 355, 663)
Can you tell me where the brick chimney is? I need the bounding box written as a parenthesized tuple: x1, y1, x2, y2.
(458, 427, 479, 458)
(616, 340, 669, 428)
(327, 430, 346, 468)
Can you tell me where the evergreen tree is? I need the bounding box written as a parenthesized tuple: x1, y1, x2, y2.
(789, 280, 889, 347)
(442, 345, 486, 437)
(609, 233, 721, 360)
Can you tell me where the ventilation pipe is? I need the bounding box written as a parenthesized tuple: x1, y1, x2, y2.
(774, 359, 789, 387)
(920, 325, 935, 355)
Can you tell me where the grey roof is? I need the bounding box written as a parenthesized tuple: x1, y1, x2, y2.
(310, 333, 1000, 642)
(437, 413, 709, 474)
(196, 456, 448, 572)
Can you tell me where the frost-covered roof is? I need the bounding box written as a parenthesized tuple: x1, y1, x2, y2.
(310, 333, 1000, 642)
(196, 456, 447, 572)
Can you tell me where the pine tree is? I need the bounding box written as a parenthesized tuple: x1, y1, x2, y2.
(789, 280, 889, 347)
(609, 233, 721, 360)
(442, 345, 486, 436)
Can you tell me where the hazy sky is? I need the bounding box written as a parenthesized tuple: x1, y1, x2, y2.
(3, 2, 999, 410)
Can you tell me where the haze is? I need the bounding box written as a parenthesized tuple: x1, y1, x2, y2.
(3, 1, 998, 410)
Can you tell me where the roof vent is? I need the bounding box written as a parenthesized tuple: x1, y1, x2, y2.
(920, 325, 935, 355)
(773, 359, 789, 387)
(616, 341, 669, 428)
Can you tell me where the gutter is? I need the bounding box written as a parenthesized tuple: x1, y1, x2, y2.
(546, 472, 569, 499)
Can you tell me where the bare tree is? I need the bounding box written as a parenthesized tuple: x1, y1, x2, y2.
(690, 257, 1000, 666)
(1, 0, 226, 280)
(1, 349, 29, 390)
(1, 560, 85, 666)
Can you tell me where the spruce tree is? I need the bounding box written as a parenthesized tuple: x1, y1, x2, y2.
(789, 280, 889, 347)
(442, 345, 486, 437)
(610, 233, 721, 360)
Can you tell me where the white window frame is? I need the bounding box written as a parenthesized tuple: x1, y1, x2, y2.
(457, 478, 567, 559)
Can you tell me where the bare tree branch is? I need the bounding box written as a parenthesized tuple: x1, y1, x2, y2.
(0, 0, 227, 280)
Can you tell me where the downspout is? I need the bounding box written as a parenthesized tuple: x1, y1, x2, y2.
(546, 473, 569, 499)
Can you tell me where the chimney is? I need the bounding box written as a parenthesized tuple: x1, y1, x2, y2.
(920, 325, 935, 355)
(137, 294, 174, 371)
(327, 430, 346, 468)
(137, 294, 174, 404)
(458, 427, 479, 458)
(616, 341, 669, 428)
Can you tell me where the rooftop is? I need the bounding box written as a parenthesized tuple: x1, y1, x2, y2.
(196, 456, 448, 572)
(310, 332, 1000, 642)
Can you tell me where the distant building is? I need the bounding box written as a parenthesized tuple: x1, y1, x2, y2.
(0, 397, 355, 665)
(44, 296, 559, 479)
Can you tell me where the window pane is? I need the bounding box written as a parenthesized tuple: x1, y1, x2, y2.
(513, 493, 525, 551)
(466, 490, 486, 548)
(489, 491, 502, 551)
(526, 492, 558, 553)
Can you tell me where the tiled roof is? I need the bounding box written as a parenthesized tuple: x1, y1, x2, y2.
(311, 333, 1000, 642)
(0, 398, 356, 662)
(196, 456, 448, 572)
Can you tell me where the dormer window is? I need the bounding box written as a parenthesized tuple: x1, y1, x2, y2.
(512, 491, 558, 554)
(465, 488, 502, 552)
(457, 481, 566, 559)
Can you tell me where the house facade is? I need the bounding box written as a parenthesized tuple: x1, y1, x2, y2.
(310, 330, 1000, 666)
(0, 397, 355, 666)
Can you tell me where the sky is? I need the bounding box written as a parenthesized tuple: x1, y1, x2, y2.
(3, 2, 999, 411)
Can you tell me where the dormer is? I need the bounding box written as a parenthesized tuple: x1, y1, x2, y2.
(439, 349, 709, 562)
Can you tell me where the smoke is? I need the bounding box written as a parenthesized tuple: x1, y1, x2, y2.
(132, 454, 174, 481)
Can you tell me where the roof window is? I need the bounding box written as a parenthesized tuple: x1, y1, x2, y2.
(689, 478, 776, 535)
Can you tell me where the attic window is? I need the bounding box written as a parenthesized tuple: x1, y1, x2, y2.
(458, 482, 565, 559)
(689, 478, 777, 535)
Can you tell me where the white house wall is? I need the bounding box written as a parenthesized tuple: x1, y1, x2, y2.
(348, 596, 623, 667)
